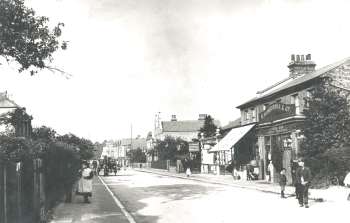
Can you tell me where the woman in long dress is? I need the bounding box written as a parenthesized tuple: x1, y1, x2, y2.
(77, 162, 94, 203)
(185, 158, 192, 177)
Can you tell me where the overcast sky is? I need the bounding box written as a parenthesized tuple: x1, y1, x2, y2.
(1, 0, 350, 142)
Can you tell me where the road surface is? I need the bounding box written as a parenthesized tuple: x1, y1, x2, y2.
(99, 169, 348, 223)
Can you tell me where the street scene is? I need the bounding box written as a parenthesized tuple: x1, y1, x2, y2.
(51, 169, 349, 223)
(2, 0, 350, 223)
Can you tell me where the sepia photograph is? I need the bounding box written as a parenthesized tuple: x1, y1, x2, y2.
(1, 0, 350, 222)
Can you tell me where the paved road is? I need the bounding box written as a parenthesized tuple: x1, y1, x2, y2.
(101, 170, 349, 223)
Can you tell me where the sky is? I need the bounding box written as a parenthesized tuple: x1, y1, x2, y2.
(1, 0, 350, 142)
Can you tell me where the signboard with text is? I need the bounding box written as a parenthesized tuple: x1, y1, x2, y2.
(189, 142, 199, 152)
(259, 103, 295, 124)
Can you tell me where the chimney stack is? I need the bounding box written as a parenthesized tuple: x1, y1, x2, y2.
(198, 114, 207, 120)
(288, 54, 316, 77)
(171, 115, 177, 122)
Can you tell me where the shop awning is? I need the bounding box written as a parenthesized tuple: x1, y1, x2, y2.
(209, 124, 255, 152)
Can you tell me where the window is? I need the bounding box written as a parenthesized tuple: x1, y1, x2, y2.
(304, 89, 314, 108)
(263, 103, 269, 111)
(244, 110, 249, 120)
(292, 94, 300, 115)
(251, 108, 256, 122)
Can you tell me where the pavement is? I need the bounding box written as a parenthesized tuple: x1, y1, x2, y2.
(134, 167, 350, 203)
(50, 176, 131, 223)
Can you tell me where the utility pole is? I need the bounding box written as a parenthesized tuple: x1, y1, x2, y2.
(131, 124, 133, 151)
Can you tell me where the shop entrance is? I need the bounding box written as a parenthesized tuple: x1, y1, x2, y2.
(269, 134, 292, 183)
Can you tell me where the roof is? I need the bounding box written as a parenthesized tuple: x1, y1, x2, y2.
(237, 56, 350, 108)
(161, 120, 220, 132)
(120, 138, 147, 149)
(221, 118, 241, 131)
(0, 92, 19, 108)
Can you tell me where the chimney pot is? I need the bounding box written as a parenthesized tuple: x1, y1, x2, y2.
(287, 53, 316, 77)
(291, 54, 295, 61)
(198, 114, 207, 120)
(171, 115, 177, 121)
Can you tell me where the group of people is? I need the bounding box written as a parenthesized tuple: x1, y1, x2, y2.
(279, 159, 311, 208)
(283, 160, 311, 207)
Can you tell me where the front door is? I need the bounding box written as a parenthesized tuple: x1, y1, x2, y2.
(282, 149, 292, 184)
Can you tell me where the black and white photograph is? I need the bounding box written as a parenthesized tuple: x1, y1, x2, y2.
(1, 0, 350, 222)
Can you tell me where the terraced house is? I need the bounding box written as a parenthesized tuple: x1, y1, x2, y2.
(231, 54, 350, 184)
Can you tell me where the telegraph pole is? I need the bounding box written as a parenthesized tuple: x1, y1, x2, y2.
(130, 124, 133, 151)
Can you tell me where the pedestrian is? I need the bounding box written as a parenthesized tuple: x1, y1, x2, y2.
(184, 158, 192, 177)
(92, 160, 98, 175)
(76, 161, 94, 203)
(279, 168, 287, 198)
(295, 159, 311, 208)
(343, 171, 350, 201)
(268, 161, 274, 182)
(291, 160, 299, 200)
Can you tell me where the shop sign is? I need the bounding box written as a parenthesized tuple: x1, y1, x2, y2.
(189, 142, 199, 152)
(259, 103, 295, 123)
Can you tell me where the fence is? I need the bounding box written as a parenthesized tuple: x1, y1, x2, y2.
(151, 160, 169, 170)
(130, 162, 151, 168)
(0, 159, 45, 223)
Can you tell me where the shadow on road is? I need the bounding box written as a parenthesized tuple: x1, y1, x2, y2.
(136, 183, 223, 202)
(106, 175, 223, 223)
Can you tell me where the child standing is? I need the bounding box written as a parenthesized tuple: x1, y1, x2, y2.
(279, 168, 287, 198)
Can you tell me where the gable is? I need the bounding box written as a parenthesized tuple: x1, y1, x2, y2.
(325, 61, 350, 90)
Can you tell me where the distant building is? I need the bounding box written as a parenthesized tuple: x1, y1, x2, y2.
(0, 92, 32, 138)
(154, 114, 220, 143)
(100, 141, 117, 159)
(114, 137, 147, 166)
(200, 118, 241, 174)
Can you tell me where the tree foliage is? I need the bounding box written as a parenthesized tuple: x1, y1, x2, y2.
(198, 115, 218, 138)
(0, 0, 67, 75)
(57, 133, 95, 160)
(153, 136, 189, 162)
(127, 147, 147, 163)
(300, 78, 350, 178)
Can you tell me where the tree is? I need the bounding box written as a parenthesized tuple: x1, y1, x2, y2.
(154, 136, 189, 162)
(198, 115, 218, 138)
(300, 78, 350, 179)
(0, 0, 67, 75)
(32, 126, 57, 142)
(57, 133, 95, 160)
(127, 148, 146, 163)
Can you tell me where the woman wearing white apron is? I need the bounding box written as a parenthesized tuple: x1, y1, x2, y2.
(77, 162, 94, 203)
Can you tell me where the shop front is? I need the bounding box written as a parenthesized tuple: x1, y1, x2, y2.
(256, 103, 304, 184)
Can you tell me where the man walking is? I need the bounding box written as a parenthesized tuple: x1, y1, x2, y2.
(295, 159, 311, 208)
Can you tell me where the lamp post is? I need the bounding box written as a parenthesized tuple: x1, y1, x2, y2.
(216, 128, 221, 176)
